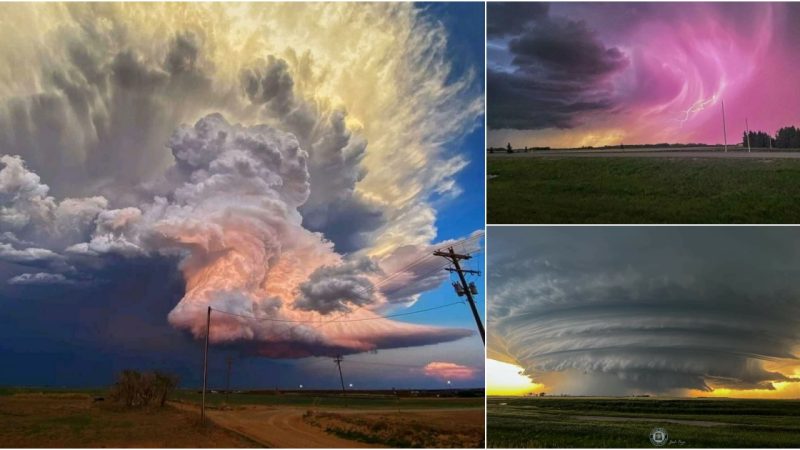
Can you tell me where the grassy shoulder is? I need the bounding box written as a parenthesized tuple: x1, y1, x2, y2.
(487, 157, 800, 223)
(487, 397, 800, 448)
(0, 391, 257, 448)
(304, 409, 485, 448)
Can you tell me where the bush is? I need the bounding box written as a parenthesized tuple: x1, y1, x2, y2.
(110, 369, 179, 408)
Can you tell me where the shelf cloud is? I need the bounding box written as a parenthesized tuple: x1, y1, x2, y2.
(488, 227, 800, 396)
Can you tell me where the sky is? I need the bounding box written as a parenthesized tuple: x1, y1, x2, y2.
(0, 2, 485, 390)
(487, 2, 800, 148)
(487, 227, 800, 398)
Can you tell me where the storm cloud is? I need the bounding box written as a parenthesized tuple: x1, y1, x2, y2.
(487, 3, 628, 130)
(486, 2, 549, 38)
(488, 227, 800, 396)
(0, 3, 482, 360)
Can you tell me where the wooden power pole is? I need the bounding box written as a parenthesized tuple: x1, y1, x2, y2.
(225, 356, 233, 404)
(202, 306, 211, 424)
(334, 355, 346, 393)
(746, 118, 752, 153)
(721, 99, 728, 152)
(434, 246, 485, 344)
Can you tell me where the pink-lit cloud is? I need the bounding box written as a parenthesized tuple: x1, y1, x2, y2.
(423, 361, 478, 381)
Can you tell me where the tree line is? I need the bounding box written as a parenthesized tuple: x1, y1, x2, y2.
(743, 126, 800, 149)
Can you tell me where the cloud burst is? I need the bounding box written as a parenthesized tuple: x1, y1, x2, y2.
(0, 3, 482, 358)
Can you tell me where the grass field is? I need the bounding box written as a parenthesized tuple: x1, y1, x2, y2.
(487, 157, 800, 223)
(487, 397, 800, 448)
(0, 391, 256, 447)
(173, 390, 484, 410)
(305, 409, 485, 448)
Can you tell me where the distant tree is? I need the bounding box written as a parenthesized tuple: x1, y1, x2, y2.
(743, 130, 774, 148)
(506, 142, 513, 154)
(776, 126, 800, 149)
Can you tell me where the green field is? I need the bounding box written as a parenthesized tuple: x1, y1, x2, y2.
(487, 397, 800, 448)
(487, 157, 800, 223)
(173, 390, 484, 410)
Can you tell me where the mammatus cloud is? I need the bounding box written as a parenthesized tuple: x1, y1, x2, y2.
(423, 361, 478, 381)
(0, 3, 482, 358)
(488, 227, 800, 396)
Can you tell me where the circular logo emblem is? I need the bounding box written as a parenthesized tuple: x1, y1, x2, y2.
(650, 427, 669, 447)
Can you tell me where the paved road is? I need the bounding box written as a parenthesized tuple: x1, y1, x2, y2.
(490, 149, 800, 159)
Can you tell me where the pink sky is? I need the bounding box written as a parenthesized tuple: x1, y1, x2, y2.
(488, 2, 800, 148)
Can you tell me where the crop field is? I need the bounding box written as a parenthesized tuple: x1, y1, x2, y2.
(487, 397, 800, 448)
(487, 156, 800, 223)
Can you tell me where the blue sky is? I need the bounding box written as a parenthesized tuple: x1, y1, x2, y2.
(0, 2, 485, 390)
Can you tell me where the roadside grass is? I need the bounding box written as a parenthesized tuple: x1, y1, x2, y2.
(487, 157, 800, 223)
(0, 392, 257, 447)
(305, 409, 485, 448)
(487, 397, 800, 448)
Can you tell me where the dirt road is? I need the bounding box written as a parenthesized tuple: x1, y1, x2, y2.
(171, 403, 383, 448)
(171, 402, 483, 448)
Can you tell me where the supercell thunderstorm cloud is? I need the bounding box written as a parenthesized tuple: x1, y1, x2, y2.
(488, 227, 800, 396)
(0, 3, 483, 366)
(487, 2, 800, 148)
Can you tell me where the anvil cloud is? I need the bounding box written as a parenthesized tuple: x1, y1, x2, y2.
(488, 227, 800, 396)
(488, 2, 800, 148)
(0, 3, 482, 359)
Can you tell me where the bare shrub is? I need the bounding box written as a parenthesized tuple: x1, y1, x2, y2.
(110, 369, 180, 408)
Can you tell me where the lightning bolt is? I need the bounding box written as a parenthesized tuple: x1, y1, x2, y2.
(676, 94, 718, 127)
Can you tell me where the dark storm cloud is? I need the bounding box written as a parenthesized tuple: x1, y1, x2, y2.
(488, 227, 800, 395)
(487, 3, 628, 130)
(486, 2, 549, 38)
(295, 258, 381, 315)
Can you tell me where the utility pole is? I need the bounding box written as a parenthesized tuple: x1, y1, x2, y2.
(225, 356, 233, 404)
(721, 99, 728, 152)
(334, 355, 346, 393)
(746, 118, 751, 153)
(202, 306, 211, 424)
(434, 246, 485, 344)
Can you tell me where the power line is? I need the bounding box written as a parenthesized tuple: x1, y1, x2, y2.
(434, 246, 485, 344)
